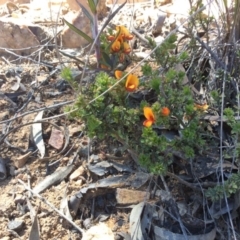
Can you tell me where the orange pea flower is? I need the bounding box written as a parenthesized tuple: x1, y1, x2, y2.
(116, 26, 134, 40)
(115, 70, 123, 79)
(161, 107, 170, 117)
(111, 40, 121, 52)
(125, 74, 139, 92)
(123, 42, 131, 54)
(143, 107, 156, 127)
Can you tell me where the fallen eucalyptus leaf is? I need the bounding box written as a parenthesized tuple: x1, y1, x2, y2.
(60, 185, 73, 221)
(154, 225, 216, 240)
(32, 111, 45, 158)
(130, 202, 145, 240)
(33, 165, 74, 194)
(88, 160, 132, 176)
(29, 206, 40, 240)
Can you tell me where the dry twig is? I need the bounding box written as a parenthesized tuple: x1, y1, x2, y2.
(18, 179, 86, 235)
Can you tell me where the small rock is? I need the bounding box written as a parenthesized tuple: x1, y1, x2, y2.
(0, 20, 40, 58)
(48, 127, 64, 150)
(8, 219, 24, 232)
(69, 166, 85, 180)
(13, 151, 32, 168)
(61, 10, 92, 48)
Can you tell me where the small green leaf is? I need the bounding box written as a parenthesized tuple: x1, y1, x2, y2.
(101, 51, 113, 68)
(63, 18, 93, 43)
(88, 0, 97, 14)
(76, 0, 94, 24)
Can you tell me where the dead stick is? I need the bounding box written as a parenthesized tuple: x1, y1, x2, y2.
(18, 179, 85, 235)
(166, 171, 204, 192)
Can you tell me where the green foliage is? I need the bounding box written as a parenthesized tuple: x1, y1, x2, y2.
(205, 173, 240, 201)
(148, 34, 178, 67)
(63, 33, 215, 175)
(62, 1, 237, 184)
(87, 0, 97, 14)
(61, 67, 78, 89)
(67, 72, 140, 141)
(141, 64, 152, 76)
(224, 107, 240, 136)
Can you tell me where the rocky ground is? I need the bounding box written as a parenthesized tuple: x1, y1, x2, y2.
(0, 0, 237, 239)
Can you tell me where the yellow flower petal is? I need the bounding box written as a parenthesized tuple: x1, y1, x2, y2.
(125, 74, 139, 92)
(116, 26, 133, 40)
(111, 40, 121, 52)
(143, 119, 153, 127)
(144, 107, 155, 122)
(115, 70, 123, 79)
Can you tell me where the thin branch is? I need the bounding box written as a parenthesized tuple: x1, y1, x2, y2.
(166, 171, 203, 192)
(194, 34, 228, 71)
(0, 100, 74, 124)
(18, 179, 85, 235)
(0, 120, 65, 145)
